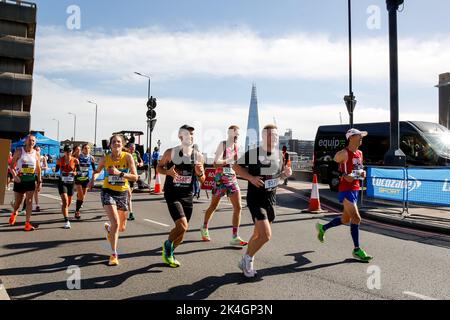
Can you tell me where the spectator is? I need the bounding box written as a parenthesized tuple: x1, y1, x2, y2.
(152, 147, 160, 179)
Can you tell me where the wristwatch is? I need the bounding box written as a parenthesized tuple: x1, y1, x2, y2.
(119, 172, 125, 178)
(197, 173, 204, 178)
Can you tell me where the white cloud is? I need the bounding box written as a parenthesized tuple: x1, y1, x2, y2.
(31, 76, 438, 155)
(35, 26, 450, 86)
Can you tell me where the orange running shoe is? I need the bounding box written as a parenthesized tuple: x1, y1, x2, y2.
(109, 254, 119, 266)
(24, 222, 36, 232)
(9, 213, 17, 226)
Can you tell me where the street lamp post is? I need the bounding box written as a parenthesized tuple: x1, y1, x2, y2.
(52, 118, 60, 141)
(344, 0, 357, 128)
(134, 72, 153, 190)
(87, 100, 98, 148)
(68, 112, 77, 141)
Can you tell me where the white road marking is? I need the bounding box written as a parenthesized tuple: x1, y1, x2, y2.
(144, 219, 170, 228)
(403, 291, 437, 300)
(40, 194, 62, 201)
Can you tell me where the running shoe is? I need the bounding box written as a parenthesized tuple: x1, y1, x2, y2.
(315, 223, 326, 243)
(230, 236, 248, 247)
(9, 213, 17, 226)
(64, 220, 71, 229)
(127, 212, 135, 221)
(109, 255, 119, 266)
(75, 211, 81, 220)
(24, 222, 36, 232)
(238, 255, 256, 278)
(200, 226, 210, 241)
(19, 209, 26, 216)
(352, 248, 373, 263)
(104, 223, 111, 242)
(162, 245, 180, 268)
(35, 206, 41, 213)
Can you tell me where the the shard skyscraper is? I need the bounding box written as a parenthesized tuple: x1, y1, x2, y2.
(245, 84, 260, 152)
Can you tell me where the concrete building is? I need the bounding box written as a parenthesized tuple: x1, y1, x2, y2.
(245, 84, 260, 151)
(436, 73, 450, 129)
(0, 0, 37, 142)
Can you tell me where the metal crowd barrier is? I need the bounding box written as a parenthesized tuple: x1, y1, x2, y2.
(362, 166, 450, 216)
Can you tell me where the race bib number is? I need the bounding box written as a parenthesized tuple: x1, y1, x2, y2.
(108, 176, 126, 185)
(351, 170, 364, 180)
(265, 178, 278, 190)
(79, 165, 90, 177)
(61, 174, 74, 183)
(222, 167, 235, 175)
(21, 167, 35, 175)
(174, 175, 192, 186)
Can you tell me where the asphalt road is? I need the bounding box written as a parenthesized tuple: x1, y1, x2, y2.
(0, 181, 449, 300)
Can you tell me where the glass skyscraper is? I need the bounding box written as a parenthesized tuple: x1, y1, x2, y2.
(245, 84, 260, 151)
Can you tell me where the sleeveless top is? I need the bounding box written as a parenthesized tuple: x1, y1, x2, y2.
(77, 153, 94, 182)
(339, 148, 364, 192)
(57, 156, 79, 184)
(103, 152, 130, 192)
(164, 146, 197, 198)
(16, 148, 37, 182)
(215, 141, 238, 177)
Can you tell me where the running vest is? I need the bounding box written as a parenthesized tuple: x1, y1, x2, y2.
(57, 156, 79, 184)
(216, 141, 238, 176)
(77, 154, 93, 182)
(103, 152, 130, 192)
(164, 147, 197, 196)
(16, 148, 37, 182)
(339, 148, 364, 192)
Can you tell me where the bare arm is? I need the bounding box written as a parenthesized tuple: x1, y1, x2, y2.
(35, 153, 42, 191)
(334, 149, 348, 164)
(9, 149, 21, 180)
(91, 157, 105, 181)
(125, 153, 139, 182)
(232, 163, 264, 188)
(157, 149, 177, 178)
(195, 152, 206, 184)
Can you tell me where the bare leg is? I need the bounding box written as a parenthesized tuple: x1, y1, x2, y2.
(246, 220, 272, 257)
(104, 205, 121, 253)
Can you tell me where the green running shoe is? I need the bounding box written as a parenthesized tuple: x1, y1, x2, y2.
(127, 212, 135, 221)
(315, 223, 325, 243)
(353, 248, 373, 263)
(200, 226, 210, 241)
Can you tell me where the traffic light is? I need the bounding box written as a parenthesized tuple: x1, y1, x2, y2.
(146, 96, 157, 133)
(147, 96, 157, 110)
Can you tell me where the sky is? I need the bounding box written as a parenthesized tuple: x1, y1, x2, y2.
(29, 0, 450, 154)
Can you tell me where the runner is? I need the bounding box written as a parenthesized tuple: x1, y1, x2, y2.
(74, 144, 96, 220)
(233, 124, 292, 277)
(55, 145, 80, 229)
(157, 125, 205, 268)
(315, 128, 373, 262)
(143, 148, 151, 180)
(152, 147, 160, 179)
(33, 146, 47, 212)
(89, 134, 138, 266)
(200, 125, 247, 246)
(282, 146, 290, 186)
(8, 135, 42, 231)
(127, 143, 143, 221)
(7, 151, 13, 191)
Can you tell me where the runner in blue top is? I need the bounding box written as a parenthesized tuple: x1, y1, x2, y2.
(74, 144, 96, 220)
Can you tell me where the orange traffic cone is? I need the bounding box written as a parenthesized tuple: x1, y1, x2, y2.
(153, 172, 162, 195)
(302, 174, 326, 214)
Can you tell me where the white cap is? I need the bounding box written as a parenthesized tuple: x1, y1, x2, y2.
(346, 128, 368, 140)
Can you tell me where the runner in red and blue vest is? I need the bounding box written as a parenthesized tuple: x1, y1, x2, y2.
(316, 128, 373, 262)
